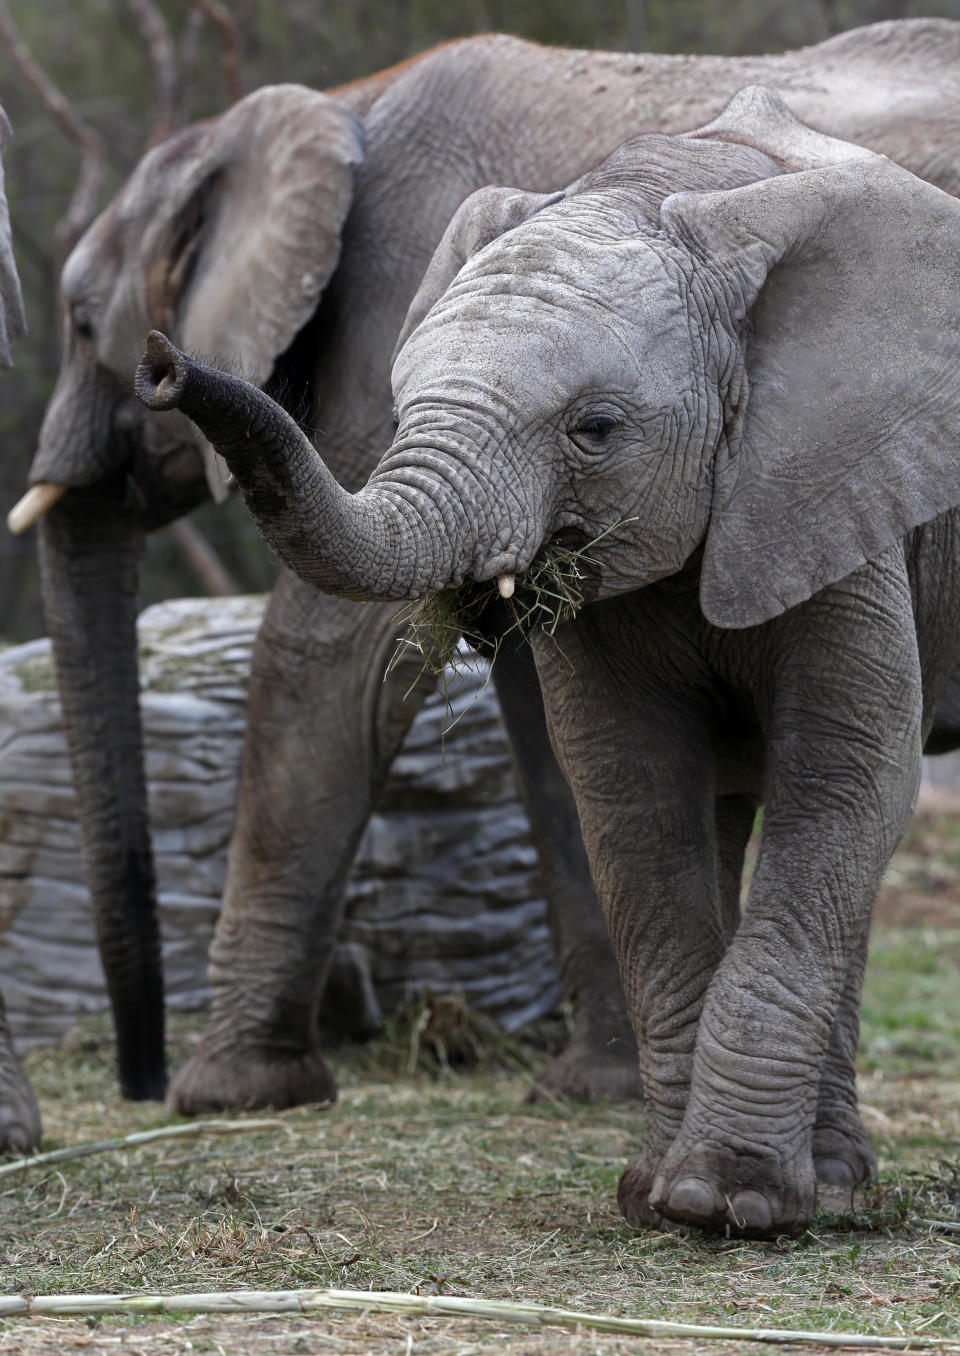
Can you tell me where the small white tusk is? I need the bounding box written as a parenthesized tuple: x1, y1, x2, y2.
(497, 573, 515, 599)
(7, 482, 68, 535)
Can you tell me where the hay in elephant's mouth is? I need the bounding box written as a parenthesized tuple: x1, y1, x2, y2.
(389, 522, 632, 689)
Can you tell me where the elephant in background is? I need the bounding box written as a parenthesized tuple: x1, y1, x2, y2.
(137, 88, 960, 1237)
(0, 105, 41, 1151)
(12, 22, 960, 1117)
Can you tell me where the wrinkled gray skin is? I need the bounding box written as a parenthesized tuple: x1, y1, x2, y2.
(0, 107, 41, 1151)
(136, 87, 960, 1239)
(24, 21, 960, 1114)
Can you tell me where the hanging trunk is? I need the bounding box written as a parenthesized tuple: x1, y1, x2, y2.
(37, 492, 166, 1100)
(136, 331, 477, 602)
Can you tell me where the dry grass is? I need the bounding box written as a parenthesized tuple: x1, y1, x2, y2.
(389, 528, 628, 687)
(1, 804, 959, 1354)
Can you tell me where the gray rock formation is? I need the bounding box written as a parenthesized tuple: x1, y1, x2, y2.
(0, 597, 558, 1051)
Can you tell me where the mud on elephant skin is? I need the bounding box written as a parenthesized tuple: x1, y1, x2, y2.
(0, 105, 41, 1152)
(138, 88, 960, 1238)
(15, 21, 960, 1116)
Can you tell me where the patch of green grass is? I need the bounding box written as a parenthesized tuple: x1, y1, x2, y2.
(11, 653, 56, 693)
(860, 928, 960, 1077)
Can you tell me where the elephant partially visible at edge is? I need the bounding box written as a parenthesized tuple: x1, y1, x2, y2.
(11, 22, 960, 1128)
(137, 89, 960, 1238)
(0, 105, 41, 1151)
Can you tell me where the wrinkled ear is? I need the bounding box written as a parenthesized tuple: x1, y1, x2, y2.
(393, 185, 563, 360)
(663, 102, 960, 628)
(0, 108, 25, 368)
(166, 85, 362, 366)
(146, 85, 363, 498)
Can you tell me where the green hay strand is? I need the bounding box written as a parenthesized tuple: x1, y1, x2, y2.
(389, 520, 636, 694)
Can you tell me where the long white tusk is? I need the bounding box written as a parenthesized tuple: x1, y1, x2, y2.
(6, 482, 69, 535)
(497, 573, 515, 599)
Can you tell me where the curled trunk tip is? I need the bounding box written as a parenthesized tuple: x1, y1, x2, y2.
(135, 330, 188, 412)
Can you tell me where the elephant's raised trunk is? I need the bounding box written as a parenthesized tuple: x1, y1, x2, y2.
(136, 331, 470, 602)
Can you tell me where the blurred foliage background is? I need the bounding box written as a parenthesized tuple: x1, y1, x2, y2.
(1, 0, 958, 641)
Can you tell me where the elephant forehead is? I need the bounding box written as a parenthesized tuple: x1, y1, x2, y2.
(394, 235, 696, 414)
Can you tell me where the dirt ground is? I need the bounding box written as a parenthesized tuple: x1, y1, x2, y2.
(0, 795, 958, 1355)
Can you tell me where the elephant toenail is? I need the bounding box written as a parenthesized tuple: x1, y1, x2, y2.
(816, 1156, 856, 1186)
(729, 1189, 773, 1234)
(662, 1176, 719, 1225)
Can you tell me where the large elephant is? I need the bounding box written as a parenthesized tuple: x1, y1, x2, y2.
(11, 21, 960, 1117)
(136, 88, 960, 1238)
(0, 106, 41, 1151)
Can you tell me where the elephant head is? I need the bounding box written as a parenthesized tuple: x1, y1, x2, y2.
(8, 86, 363, 1099)
(134, 88, 960, 643)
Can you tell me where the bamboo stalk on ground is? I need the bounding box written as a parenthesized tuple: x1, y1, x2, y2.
(0, 1288, 955, 1348)
(0, 1118, 286, 1179)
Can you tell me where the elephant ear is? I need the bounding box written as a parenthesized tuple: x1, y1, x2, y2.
(661, 88, 960, 629)
(393, 184, 563, 359)
(143, 85, 363, 497)
(0, 108, 25, 368)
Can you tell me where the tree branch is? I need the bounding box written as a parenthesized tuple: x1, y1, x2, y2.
(186, 0, 243, 105)
(0, 0, 103, 259)
(166, 518, 241, 597)
(126, 0, 178, 145)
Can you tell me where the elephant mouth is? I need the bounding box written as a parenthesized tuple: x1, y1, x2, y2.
(391, 528, 603, 678)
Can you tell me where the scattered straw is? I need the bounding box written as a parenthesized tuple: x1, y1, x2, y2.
(389, 521, 636, 690)
(0, 1118, 287, 1179)
(0, 1286, 956, 1347)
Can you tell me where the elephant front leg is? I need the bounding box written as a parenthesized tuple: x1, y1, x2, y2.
(532, 617, 727, 1224)
(169, 576, 434, 1114)
(812, 915, 877, 1190)
(650, 558, 922, 1237)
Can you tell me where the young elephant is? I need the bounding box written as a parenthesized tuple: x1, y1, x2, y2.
(138, 88, 960, 1238)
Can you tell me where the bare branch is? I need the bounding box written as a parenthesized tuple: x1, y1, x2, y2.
(0, 0, 103, 259)
(186, 0, 243, 105)
(166, 518, 241, 597)
(126, 0, 178, 144)
(178, 5, 205, 99)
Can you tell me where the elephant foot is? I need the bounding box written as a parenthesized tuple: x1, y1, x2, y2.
(524, 1027, 643, 1103)
(648, 1137, 816, 1238)
(0, 1069, 42, 1154)
(168, 1040, 337, 1115)
(813, 1110, 877, 1188)
(617, 1144, 667, 1228)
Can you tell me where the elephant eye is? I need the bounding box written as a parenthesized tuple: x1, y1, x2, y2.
(570, 414, 617, 452)
(72, 306, 95, 341)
